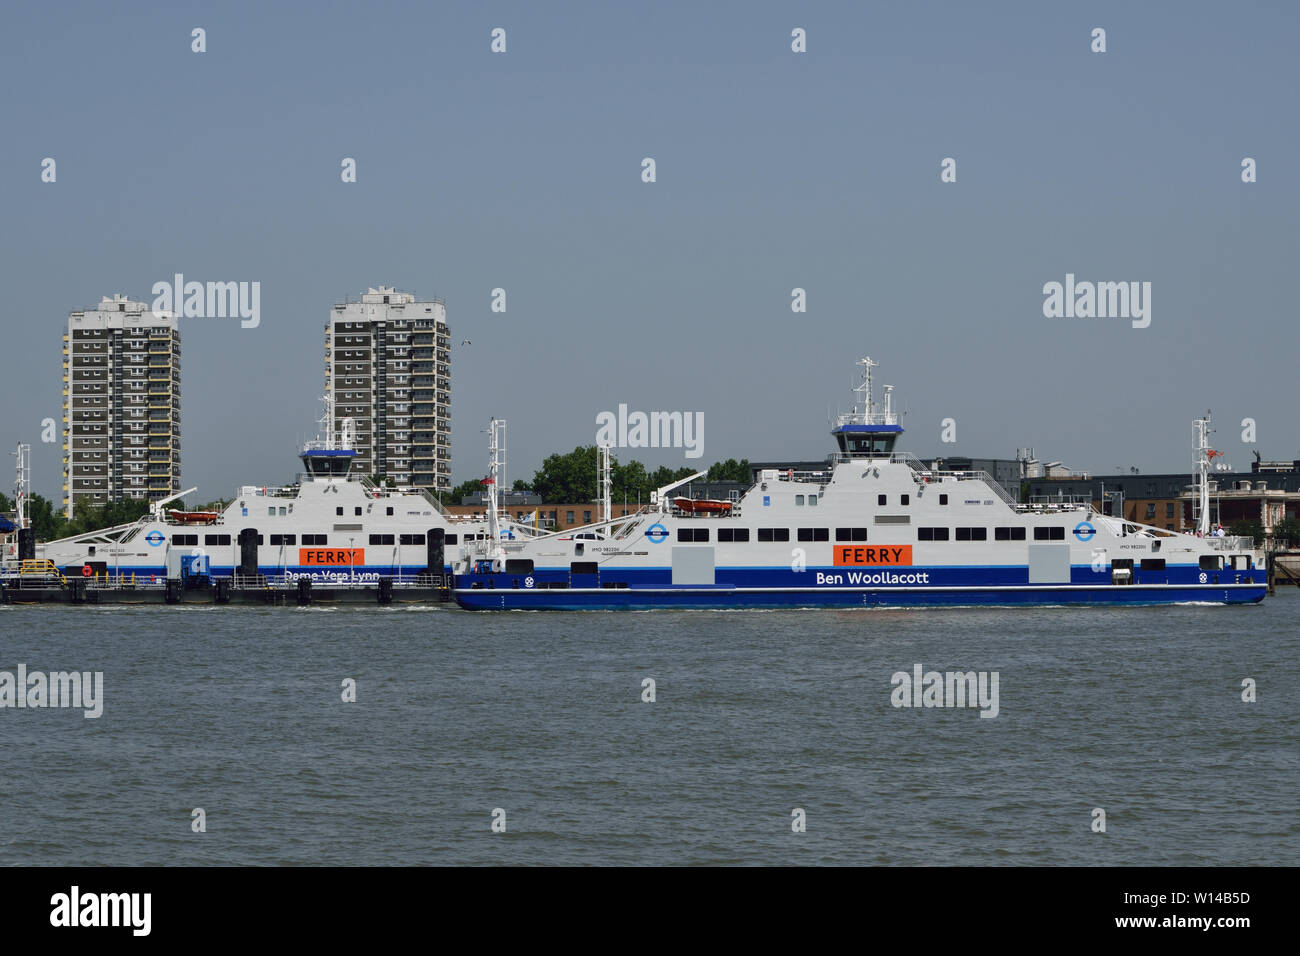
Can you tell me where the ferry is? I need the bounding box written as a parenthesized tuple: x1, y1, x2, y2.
(20, 408, 521, 586)
(453, 356, 1267, 610)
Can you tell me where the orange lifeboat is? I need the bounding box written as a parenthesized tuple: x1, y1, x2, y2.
(673, 497, 733, 514)
(167, 510, 222, 525)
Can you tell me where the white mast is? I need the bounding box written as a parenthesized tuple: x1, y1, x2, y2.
(486, 418, 506, 551)
(1193, 413, 1212, 535)
(853, 356, 877, 422)
(598, 442, 613, 524)
(318, 394, 335, 450)
(13, 443, 30, 529)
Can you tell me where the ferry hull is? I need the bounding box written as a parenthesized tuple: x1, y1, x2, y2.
(454, 583, 1266, 610)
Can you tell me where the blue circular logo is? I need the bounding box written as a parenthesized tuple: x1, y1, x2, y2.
(645, 523, 669, 544)
(1073, 522, 1096, 542)
(145, 531, 165, 547)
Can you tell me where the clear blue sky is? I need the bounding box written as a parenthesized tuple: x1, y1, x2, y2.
(2, 1, 1297, 501)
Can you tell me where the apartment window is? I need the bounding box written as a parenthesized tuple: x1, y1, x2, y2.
(583, 511, 592, 523)
(1165, 502, 1175, 518)
(1145, 503, 1157, 519)
(566, 511, 575, 524)
(797, 528, 829, 542)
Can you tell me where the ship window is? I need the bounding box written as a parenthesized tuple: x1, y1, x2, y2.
(939, 494, 948, 505)
(1140, 558, 1166, 570)
(302, 534, 327, 546)
(995, 527, 1027, 541)
(797, 528, 829, 542)
(1199, 555, 1223, 570)
(878, 494, 887, 506)
(336, 507, 344, 516)
(355, 507, 363, 516)
(204, 534, 231, 546)
(808, 495, 818, 506)
(368, 534, 395, 545)
(795, 495, 804, 506)
(173, 534, 198, 546)
(505, 559, 533, 574)
(399, 534, 425, 545)
(677, 527, 709, 542)
(918, 527, 949, 541)
(900, 494, 910, 506)
(571, 562, 598, 575)
(835, 527, 868, 541)
(445, 534, 458, 545)
(758, 528, 790, 542)
(1034, 527, 1066, 541)
(387, 506, 394, 516)
(270, 534, 296, 545)
(268, 507, 276, 516)
(718, 527, 749, 542)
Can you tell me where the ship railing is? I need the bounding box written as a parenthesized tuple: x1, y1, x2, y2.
(1203, 535, 1254, 552)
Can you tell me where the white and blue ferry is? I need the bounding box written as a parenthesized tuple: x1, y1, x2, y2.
(454, 357, 1266, 610)
(28, 410, 516, 585)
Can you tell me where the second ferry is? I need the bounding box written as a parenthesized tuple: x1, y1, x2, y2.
(453, 356, 1266, 610)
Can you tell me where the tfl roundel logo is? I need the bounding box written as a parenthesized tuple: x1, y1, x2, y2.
(1073, 522, 1096, 542)
(145, 531, 165, 547)
(645, 523, 669, 544)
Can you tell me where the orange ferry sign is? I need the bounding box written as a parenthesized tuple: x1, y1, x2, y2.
(298, 548, 365, 566)
(833, 545, 912, 567)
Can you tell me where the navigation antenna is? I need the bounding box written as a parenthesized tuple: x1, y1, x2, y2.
(853, 356, 878, 422)
(318, 393, 336, 450)
(1192, 412, 1213, 536)
(13, 443, 30, 529)
(598, 442, 613, 525)
(486, 418, 507, 556)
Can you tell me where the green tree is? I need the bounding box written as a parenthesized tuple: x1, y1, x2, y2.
(531, 446, 600, 502)
(1271, 517, 1300, 548)
(27, 493, 65, 542)
(0, 491, 12, 513)
(706, 458, 751, 483)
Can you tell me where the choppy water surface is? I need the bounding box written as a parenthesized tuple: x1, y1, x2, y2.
(1, 593, 1296, 865)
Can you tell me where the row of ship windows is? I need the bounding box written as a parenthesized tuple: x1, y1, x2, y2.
(170, 533, 475, 546)
(677, 525, 1069, 543)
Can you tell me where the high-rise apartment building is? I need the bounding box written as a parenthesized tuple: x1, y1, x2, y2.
(325, 286, 451, 493)
(63, 294, 182, 517)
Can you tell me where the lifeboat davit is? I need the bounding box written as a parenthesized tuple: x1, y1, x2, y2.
(673, 497, 733, 514)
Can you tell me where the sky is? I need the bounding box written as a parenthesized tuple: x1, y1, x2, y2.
(2, 1, 1297, 502)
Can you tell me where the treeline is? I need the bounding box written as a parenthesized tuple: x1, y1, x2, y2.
(446, 447, 752, 504)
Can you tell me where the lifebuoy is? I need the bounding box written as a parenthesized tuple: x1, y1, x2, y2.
(81, 564, 92, 577)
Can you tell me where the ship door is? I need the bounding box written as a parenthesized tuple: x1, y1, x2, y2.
(570, 561, 599, 589)
(238, 528, 259, 576)
(427, 528, 445, 574)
